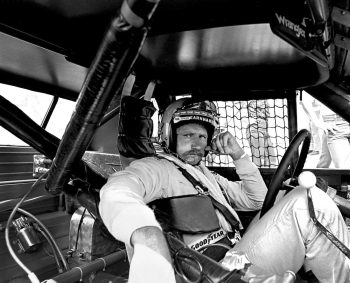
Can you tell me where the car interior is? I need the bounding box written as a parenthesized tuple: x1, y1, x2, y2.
(0, 0, 350, 282)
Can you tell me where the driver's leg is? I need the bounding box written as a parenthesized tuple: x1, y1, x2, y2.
(230, 186, 350, 283)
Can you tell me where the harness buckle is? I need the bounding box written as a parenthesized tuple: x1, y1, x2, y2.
(227, 230, 241, 246)
(195, 185, 209, 195)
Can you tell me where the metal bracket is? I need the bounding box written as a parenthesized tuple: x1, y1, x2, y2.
(334, 34, 350, 50)
(332, 7, 350, 26)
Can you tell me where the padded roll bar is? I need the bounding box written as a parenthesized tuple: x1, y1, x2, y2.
(48, 250, 127, 283)
(45, 0, 159, 195)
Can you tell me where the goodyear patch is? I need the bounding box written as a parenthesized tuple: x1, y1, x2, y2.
(189, 228, 227, 251)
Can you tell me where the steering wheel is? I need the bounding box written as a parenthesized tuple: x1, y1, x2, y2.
(260, 129, 311, 218)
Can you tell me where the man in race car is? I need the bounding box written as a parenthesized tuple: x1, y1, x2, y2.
(99, 98, 350, 283)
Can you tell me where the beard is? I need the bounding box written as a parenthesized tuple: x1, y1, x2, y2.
(180, 149, 204, 165)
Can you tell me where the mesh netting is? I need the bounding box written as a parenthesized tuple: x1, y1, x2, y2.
(205, 99, 289, 168)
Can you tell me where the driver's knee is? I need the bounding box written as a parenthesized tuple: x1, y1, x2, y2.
(287, 186, 337, 212)
(305, 186, 339, 214)
(286, 187, 346, 235)
(275, 186, 341, 224)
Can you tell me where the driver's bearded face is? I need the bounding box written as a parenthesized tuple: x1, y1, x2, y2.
(176, 123, 208, 165)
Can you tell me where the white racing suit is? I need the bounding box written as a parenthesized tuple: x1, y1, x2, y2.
(99, 154, 350, 283)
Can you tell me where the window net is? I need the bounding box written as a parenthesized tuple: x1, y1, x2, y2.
(205, 99, 289, 168)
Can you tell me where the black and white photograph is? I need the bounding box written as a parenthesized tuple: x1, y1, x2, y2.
(0, 1, 350, 282)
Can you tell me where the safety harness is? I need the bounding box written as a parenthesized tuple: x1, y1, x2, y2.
(176, 165, 240, 231)
(150, 153, 243, 262)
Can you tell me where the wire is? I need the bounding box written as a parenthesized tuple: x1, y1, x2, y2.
(36, 226, 63, 273)
(17, 208, 69, 271)
(74, 208, 87, 253)
(4, 172, 48, 283)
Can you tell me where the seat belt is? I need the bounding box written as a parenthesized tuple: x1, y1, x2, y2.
(307, 189, 350, 258)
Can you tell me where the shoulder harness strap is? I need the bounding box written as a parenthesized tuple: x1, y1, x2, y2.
(157, 153, 240, 231)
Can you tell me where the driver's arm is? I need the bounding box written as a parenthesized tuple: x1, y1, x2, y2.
(210, 131, 267, 211)
(99, 158, 176, 283)
(215, 155, 267, 211)
(100, 189, 175, 283)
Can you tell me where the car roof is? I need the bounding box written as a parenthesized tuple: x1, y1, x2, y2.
(0, 0, 348, 105)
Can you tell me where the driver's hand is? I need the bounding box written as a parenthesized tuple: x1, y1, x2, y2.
(210, 131, 245, 160)
(130, 227, 175, 283)
(129, 243, 175, 283)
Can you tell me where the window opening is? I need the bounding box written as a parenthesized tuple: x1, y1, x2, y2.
(0, 84, 76, 145)
(297, 91, 350, 169)
(206, 99, 289, 168)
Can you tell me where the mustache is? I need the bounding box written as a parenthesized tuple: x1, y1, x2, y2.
(183, 149, 204, 157)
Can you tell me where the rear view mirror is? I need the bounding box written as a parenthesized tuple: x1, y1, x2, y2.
(270, 0, 333, 68)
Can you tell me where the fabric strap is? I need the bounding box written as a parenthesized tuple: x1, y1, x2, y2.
(307, 189, 350, 258)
